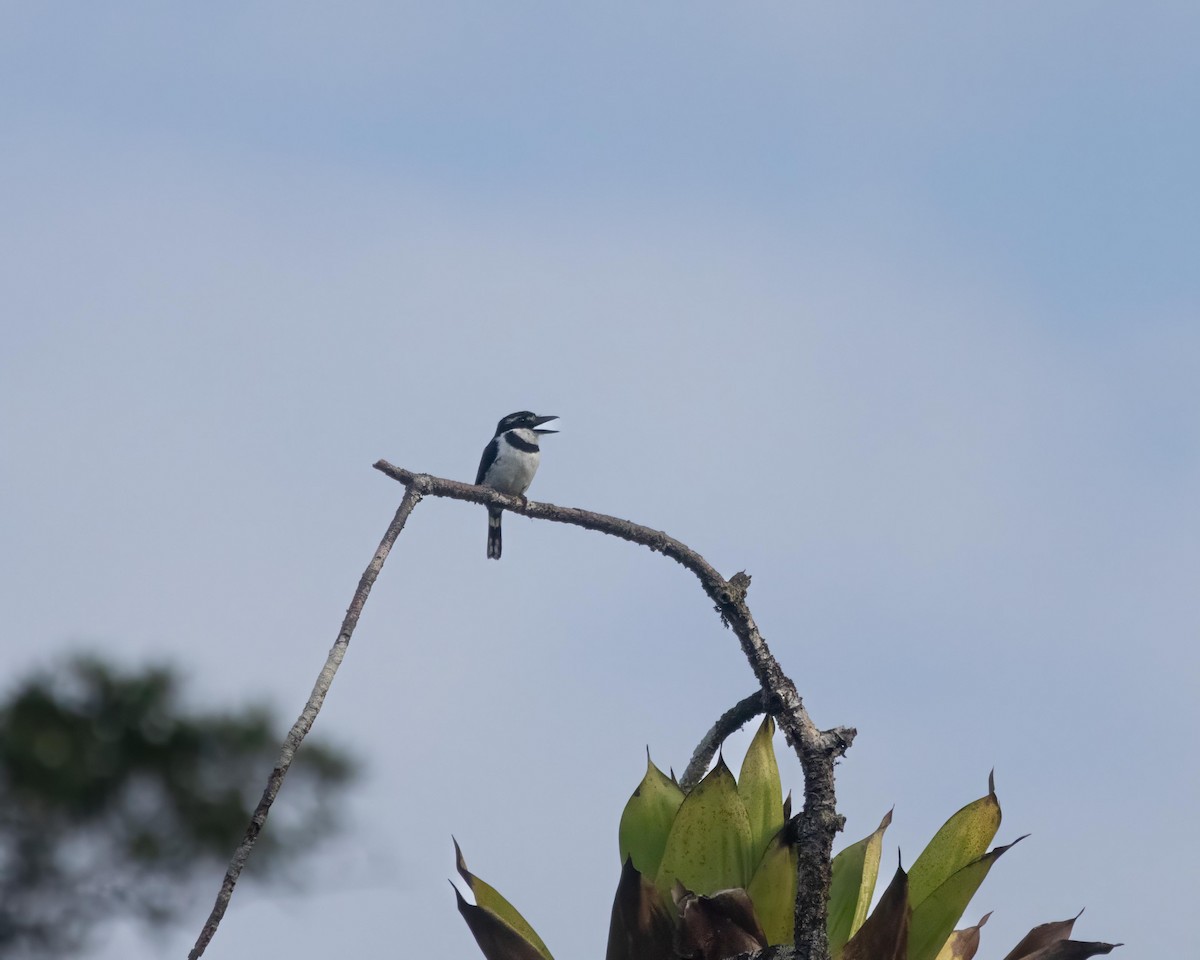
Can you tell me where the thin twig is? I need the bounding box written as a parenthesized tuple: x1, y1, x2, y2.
(373, 463, 856, 960)
(680, 691, 767, 792)
(187, 485, 424, 959)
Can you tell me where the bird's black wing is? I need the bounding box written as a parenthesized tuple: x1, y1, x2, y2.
(475, 437, 500, 486)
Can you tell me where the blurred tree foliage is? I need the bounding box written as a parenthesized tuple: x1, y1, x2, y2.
(0, 654, 356, 957)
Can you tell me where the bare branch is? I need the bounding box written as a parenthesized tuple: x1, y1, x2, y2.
(680, 691, 767, 793)
(187, 485, 424, 959)
(373, 463, 731, 584)
(374, 463, 856, 960)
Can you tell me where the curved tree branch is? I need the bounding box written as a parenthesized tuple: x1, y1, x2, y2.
(187, 485, 425, 959)
(373, 462, 856, 960)
(680, 691, 767, 793)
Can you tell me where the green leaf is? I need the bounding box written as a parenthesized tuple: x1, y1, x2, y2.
(456, 887, 550, 960)
(655, 756, 754, 903)
(737, 715, 785, 867)
(909, 836, 1026, 960)
(746, 820, 798, 946)
(619, 753, 685, 878)
(829, 809, 893, 958)
(454, 839, 554, 960)
(908, 773, 1002, 910)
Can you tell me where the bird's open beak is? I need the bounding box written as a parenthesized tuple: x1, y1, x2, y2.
(532, 415, 559, 434)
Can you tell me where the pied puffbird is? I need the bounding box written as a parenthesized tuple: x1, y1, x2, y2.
(474, 411, 558, 559)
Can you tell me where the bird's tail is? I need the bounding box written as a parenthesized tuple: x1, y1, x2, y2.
(487, 507, 503, 560)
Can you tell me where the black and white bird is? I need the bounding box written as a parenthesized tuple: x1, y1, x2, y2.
(474, 411, 559, 560)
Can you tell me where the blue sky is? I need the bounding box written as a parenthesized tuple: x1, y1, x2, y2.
(2, 4, 1197, 958)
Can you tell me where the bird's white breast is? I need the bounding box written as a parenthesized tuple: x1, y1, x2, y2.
(485, 429, 541, 495)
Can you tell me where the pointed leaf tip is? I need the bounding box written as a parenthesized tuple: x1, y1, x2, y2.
(842, 863, 909, 960)
(908, 782, 1002, 911)
(829, 809, 894, 956)
(738, 714, 784, 869)
(1006, 941, 1121, 960)
(909, 836, 1024, 960)
(605, 859, 674, 960)
(655, 759, 754, 901)
(451, 842, 553, 960)
(1000, 908, 1099, 960)
(456, 888, 550, 960)
(620, 755, 684, 878)
(933, 911, 992, 960)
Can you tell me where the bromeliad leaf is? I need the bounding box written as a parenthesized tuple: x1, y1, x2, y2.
(619, 753, 685, 878)
(745, 818, 799, 946)
(1004, 941, 1120, 960)
(842, 861, 910, 960)
(455, 839, 554, 960)
(737, 715, 784, 868)
(1002, 910, 1122, 960)
(655, 756, 754, 903)
(933, 911, 991, 960)
(908, 773, 1001, 911)
(828, 808, 893, 959)
(605, 858, 675, 960)
(1001, 911, 1082, 959)
(456, 887, 551, 960)
(674, 885, 768, 960)
(909, 836, 1027, 960)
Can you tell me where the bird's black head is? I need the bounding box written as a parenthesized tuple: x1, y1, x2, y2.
(495, 411, 559, 437)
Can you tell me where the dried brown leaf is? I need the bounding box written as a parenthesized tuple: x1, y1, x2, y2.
(935, 911, 991, 960)
(842, 861, 909, 960)
(605, 858, 676, 960)
(1001, 911, 1082, 960)
(1016, 942, 1122, 960)
(674, 886, 768, 959)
